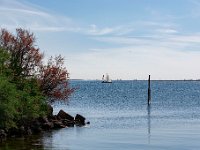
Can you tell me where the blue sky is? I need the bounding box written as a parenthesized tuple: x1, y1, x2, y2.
(1, 0, 200, 80)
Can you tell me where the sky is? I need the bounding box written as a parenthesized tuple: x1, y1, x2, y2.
(1, 0, 200, 80)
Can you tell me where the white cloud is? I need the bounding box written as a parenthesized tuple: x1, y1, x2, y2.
(66, 30, 200, 80)
(156, 29, 178, 34)
(169, 34, 200, 43)
(86, 21, 177, 36)
(0, 0, 80, 32)
(67, 44, 200, 80)
(87, 24, 135, 36)
(88, 24, 117, 35)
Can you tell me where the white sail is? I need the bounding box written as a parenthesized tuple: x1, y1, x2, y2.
(102, 73, 112, 83)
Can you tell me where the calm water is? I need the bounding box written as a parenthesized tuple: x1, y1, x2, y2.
(1, 80, 200, 150)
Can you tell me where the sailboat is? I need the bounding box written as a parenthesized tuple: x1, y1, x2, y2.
(102, 74, 112, 83)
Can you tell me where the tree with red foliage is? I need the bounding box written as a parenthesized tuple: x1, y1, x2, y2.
(0, 28, 74, 100)
(38, 55, 74, 101)
(0, 28, 43, 78)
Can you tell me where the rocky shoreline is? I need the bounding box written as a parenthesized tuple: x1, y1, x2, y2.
(0, 105, 89, 142)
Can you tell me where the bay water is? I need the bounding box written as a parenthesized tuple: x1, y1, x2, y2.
(1, 80, 200, 150)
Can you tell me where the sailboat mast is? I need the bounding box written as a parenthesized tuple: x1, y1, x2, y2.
(102, 75, 104, 81)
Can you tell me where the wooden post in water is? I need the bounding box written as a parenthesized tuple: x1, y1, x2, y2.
(148, 75, 151, 105)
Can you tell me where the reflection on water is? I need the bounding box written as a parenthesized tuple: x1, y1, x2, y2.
(147, 104, 151, 144)
(0, 134, 44, 150)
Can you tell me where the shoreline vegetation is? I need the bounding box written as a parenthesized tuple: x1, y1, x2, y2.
(0, 106, 88, 142)
(0, 28, 87, 142)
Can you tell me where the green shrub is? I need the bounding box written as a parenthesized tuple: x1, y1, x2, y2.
(0, 75, 19, 129)
(17, 78, 48, 121)
(0, 49, 48, 129)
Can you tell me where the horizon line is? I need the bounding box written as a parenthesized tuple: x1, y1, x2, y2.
(70, 78, 200, 81)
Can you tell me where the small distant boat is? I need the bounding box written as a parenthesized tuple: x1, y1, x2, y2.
(102, 74, 112, 83)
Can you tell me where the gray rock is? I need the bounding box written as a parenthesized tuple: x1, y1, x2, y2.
(62, 119, 74, 127)
(75, 114, 86, 126)
(38, 117, 49, 123)
(42, 122, 54, 130)
(57, 109, 74, 121)
(53, 121, 66, 129)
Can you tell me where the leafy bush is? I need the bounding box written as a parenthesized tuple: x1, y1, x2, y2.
(0, 75, 19, 129)
(0, 65, 47, 129)
(0, 28, 74, 130)
(17, 78, 48, 122)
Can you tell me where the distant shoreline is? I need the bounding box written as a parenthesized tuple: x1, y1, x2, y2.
(70, 79, 200, 81)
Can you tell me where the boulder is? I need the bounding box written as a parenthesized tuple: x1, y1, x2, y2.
(38, 117, 49, 124)
(57, 110, 74, 121)
(62, 119, 74, 127)
(52, 115, 58, 120)
(48, 115, 57, 122)
(42, 122, 54, 130)
(53, 121, 66, 129)
(75, 114, 86, 126)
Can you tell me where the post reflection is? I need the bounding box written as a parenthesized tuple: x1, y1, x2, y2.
(147, 104, 151, 144)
